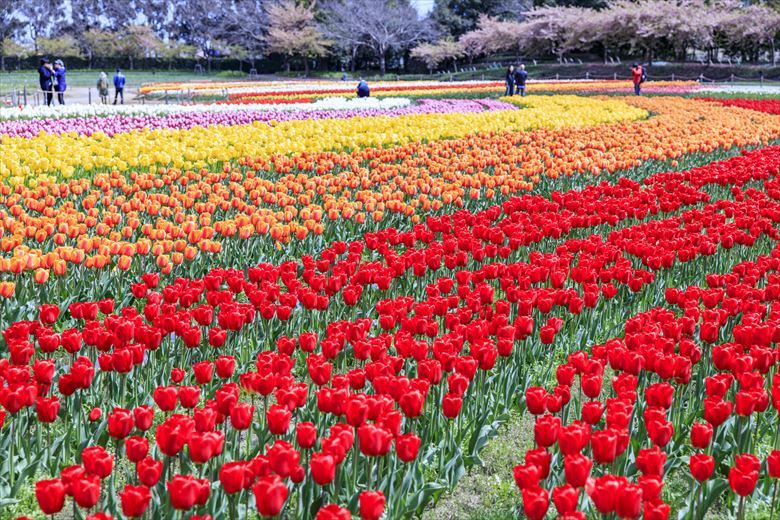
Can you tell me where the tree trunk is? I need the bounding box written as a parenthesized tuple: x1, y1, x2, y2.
(772, 40, 776, 66)
(304, 57, 310, 77)
(285, 57, 290, 72)
(0, 54, 4, 73)
(350, 46, 358, 72)
(129, 55, 134, 70)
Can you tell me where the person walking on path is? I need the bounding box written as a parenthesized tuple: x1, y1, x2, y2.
(113, 68, 126, 104)
(505, 65, 515, 96)
(514, 64, 528, 97)
(631, 63, 644, 95)
(53, 60, 67, 105)
(97, 72, 109, 104)
(37, 58, 54, 106)
(357, 78, 370, 98)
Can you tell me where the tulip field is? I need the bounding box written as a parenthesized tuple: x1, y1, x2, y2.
(2, 80, 780, 520)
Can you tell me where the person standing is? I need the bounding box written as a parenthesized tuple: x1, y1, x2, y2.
(631, 63, 643, 96)
(514, 64, 528, 97)
(53, 60, 67, 105)
(113, 68, 126, 104)
(97, 72, 109, 104)
(505, 65, 515, 96)
(37, 58, 54, 106)
(356, 78, 370, 98)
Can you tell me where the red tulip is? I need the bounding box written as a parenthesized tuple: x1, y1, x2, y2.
(230, 402, 254, 430)
(107, 408, 133, 439)
(137, 457, 163, 487)
(690, 422, 713, 449)
(253, 475, 289, 517)
(120, 485, 151, 518)
(441, 393, 462, 419)
(513, 463, 541, 490)
(153, 385, 179, 412)
(316, 504, 352, 520)
(133, 405, 154, 431)
(193, 361, 214, 384)
(534, 414, 561, 448)
(615, 483, 642, 519)
(219, 461, 253, 494)
(768, 450, 780, 479)
(35, 396, 60, 423)
(296, 421, 317, 449)
(39, 304, 60, 325)
(311, 452, 336, 485)
(267, 404, 291, 435)
(71, 474, 101, 508)
(124, 436, 148, 463)
(167, 475, 200, 510)
(359, 490, 386, 520)
(689, 454, 715, 482)
(396, 433, 421, 462)
(552, 484, 579, 514)
(591, 429, 618, 464)
(522, 485, 549, 520)
(35, 479, 66, 514)
(564, 454, 592, 488)
(357, 424, 393, 456)
(82, 446, 114, 478)
(216, 356, 236, 378)
(729, 466, 758, 496)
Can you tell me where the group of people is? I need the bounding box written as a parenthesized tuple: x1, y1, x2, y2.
(504, 63, 649, 97)
(504, 64, 529, 97)
(37, 58, 67, 106)
(37, 58, 127, 106)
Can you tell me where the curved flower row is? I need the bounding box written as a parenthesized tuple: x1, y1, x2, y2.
(222, 80, 698, 103)
(0, 97, 411, 122)
(0, 95, 647, 184)
(0, 99, 513, 139)
(696, 97, 780, 115)
(3, 146, 779, 519)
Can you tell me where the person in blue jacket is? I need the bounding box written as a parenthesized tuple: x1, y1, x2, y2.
(37, 58, 54, 106)
(53, 59, 67, 105)
(113, 68, 126, 105)
(514, 64, 528, 97)
(356, 78, 370, 98)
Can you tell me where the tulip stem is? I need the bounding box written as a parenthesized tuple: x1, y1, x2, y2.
(737, 495, 745, 520)
(770, 481, 778, 520)
(8, 418, 14, 490)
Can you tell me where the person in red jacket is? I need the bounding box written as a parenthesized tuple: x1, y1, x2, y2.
(631, 63, 644, 95)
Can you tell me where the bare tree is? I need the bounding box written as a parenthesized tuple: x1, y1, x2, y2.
(216, 0, 267, 62)
(320, 0, 366, 72)
(338, 0, 432, 75)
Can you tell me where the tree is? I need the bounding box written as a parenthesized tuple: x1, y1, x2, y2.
(329, 0, 431, 76)
(515, 6, 586, 62)
(1, 38, 30, 71)
(411, 39, 464, 73)
(215, 0, 267, 60)
(82, 29, 118, 68)
(456, 15, 523, 60)
(159, 41, 197, 70)
(432, 0, 530, 37)
(0, 0, 23, 71)
(169, 0, 225, 71)
(117, 25, 163, 69)
(264, 0, 330, 75)
(320, 0, 367, 72)
(717, 3, 780, 64)
(37, 35, 84, 59)
(19, 0, 65, 52)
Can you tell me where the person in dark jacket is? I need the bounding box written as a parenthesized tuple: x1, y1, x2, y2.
(53, 59, 67, 105)
(37, 58, 54, 106)
(505, 65, 515, 96)
(357, 78, 370, 98)
(113, 68, 126, 105)
(514, 64, 528, 97)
